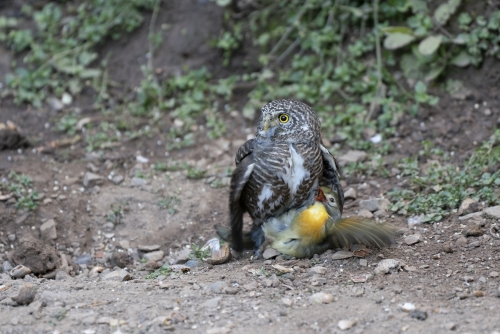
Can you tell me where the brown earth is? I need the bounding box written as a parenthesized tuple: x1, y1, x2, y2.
(1, 1, 500, 333)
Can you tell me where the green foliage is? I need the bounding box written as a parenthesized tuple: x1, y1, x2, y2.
(190, 243, 211, 261)
(389, 136, 500, 222)
(145, 263, 172, 279)
(2, 0, 154, 107)
(157, 196, 180, 215)
(2, 172, 40, 211)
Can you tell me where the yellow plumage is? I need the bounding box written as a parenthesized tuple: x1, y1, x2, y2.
(294, 202, 329, 244)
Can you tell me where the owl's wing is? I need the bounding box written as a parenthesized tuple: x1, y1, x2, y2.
(235, 139, 255, 166)
(229, 153, 255, 252)
(320, 143, 345, 214)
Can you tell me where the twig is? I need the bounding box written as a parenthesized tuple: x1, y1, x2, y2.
(267, 0, 309, 58)
(147, 0, 161, 73)
(272, 37, 301, 67)
(366, 0, 384, 121)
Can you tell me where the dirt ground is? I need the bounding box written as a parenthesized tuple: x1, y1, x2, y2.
(1, 1, 500, 333)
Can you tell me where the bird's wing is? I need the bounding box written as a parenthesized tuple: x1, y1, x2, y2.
(235, 139, 255, 166)
(229, 154, 255, 252)
(319, 143, 344, 214)
(326, 216, 396, 249)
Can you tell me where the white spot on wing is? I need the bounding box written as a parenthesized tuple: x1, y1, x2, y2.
(257, 184, 273, 211)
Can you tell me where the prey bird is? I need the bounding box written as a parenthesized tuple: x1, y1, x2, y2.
(229, 99, 344, 253)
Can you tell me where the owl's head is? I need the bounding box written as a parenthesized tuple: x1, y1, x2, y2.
(256, 100, 321, 142)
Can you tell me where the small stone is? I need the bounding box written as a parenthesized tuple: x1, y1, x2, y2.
(12, 284, 36, 305)
(441, 242, 453, 253)
(185, 260, 204, 268)
(473, 290, 484, 297)
(223, 287, 238, 295)
(332, 251, 354, 260)
(118, 240, 130, 249)
(358, 209, 373, 218)
(489, 271, 499, 278)
(3, 260, 13, 272)
(174, 248, 192, 264)
(309, 266, 327, 275)
(47, 97, 64, 111)
(458, 198, 479, 215)
(208, 281, 227, 294)
(464, 223, 483, 237)
(111, 175, 124, 185)
(374, 259, 400, 275)
(468, 241, 480, 248)
(262, 248, 281, 259)
(75, 254, 93, 266)
(138, 245, 160, 252)
(201, 297, 221, 309)
(8, 234, 15, 241)
(338, 150, 367, 165)
(359, 259, 368, 267)
(404, 234, 422, 245)
(112, 251, 132, 268)
(455, 237, 468, 247)
(271, 264, 293, 273)
(282, 298, 293, 307)
(463, 275, 475, 282)
(143, 250, 164, 262)
(309, 292, 334, 304)
(400, 302, 415, 312)
(101, 270, 133, 281)
(40, 219, 57, 240)
(55, 270, 71, 281)
(344, 188, 357, 200)
(338, 319, 356, 330)
(373, 210, 388, 218)
(458, 211, 483, 221)
(83, 172, 103, 188)
(10, 265, 31, 279)
(130, 177, 148, 187)
(359, 198, 390, 212)
(445, 322, 458, 331)
(484, 206, 500, 219)
(409, 310, 427, 321)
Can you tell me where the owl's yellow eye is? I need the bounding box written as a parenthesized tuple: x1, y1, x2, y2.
(279, 114, 289, 123)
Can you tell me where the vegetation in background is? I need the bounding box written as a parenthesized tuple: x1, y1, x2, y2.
(1, 0, 499, 221)
(1, 172, 40, 210)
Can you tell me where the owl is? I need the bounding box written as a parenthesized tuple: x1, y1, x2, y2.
(229, 99, 344, 252)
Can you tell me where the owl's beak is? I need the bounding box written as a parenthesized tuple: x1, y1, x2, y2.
(262, 117, 278, 136)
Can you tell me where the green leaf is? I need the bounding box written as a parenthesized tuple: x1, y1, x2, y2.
(79, 68, 102, 78)
(451, 51, 471, 67)
(424, 64, 445, 81)
(409, 0, 428, 13)
(215, 0, 231, 6)
(381, 26, 414, 34)
(418, 35, 442, 56)
(434, 0, 461, 26)
(383, 33, 415, 50)
(414, 81, 427, 94)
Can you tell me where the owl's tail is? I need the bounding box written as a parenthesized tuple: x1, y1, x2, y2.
(326, 216, 397, 249)
(214, 225, 254, 250)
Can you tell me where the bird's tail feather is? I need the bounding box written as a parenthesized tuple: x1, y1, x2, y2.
(326, 216, 396, 249)
(214, 225, 254, 250)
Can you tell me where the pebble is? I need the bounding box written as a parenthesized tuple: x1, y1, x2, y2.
(3, 260, 13, 272)
(464, 223, 483, 237)
(344, 188, 357, 200)
(463, 275, 474, 282)
(111, 175, 124, 185)
(309, 292, 334, 304)
(173, 248, 191, 264)
(272, 264, 293, 273)
(404, 234, 422, 245)
(332, 251, 354, 260)
(201, 297, 221, 309)
(12, 284, 36, 305)
(101, 270, 133, 281)
(455, 237, 468, 247)
(208, 281, 227, 294)
(484, 205, 500, 219)
(458, 212, 482, 221)
(223, 287, 238, 295)
(8, 234, 15, 241)
(130, 177, 148, 187)
(489, 271, 499, 278)
(143, 250, 164, 262)
(262, 248, 281, 259)
(10, 265, 31, 278)
(83, 172, 103, 188)
(55, 270, 71, 280)
(458, 198, 478, 215)
(400, 302, 415, 312)
(373, 209, 388, 218)
(441, 242, 453, 253)
(282, 298, 293, 307)
(338, 150, 367, 165)
(359, 198, 390, 212)
(40, 219, 57, 240)
(374, 259, 400, 275)
(185, 260, 204, 268)
(76, 254, 93, 266)
(409, 310, 427, 321)
(359, 259, 368, 267)
(308, 266, 327, 275)
(112, 251, 132, 268)
(351, 274, 372, 283)
(473, 290, 484, 297)
(468, 241, 480, 248)
(119, 240, 130, 249)
(338, 319, 356, 330)
(444, 322, 458, 331)
(138, 245, 160, 252)
(358, 209, 373, 218)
